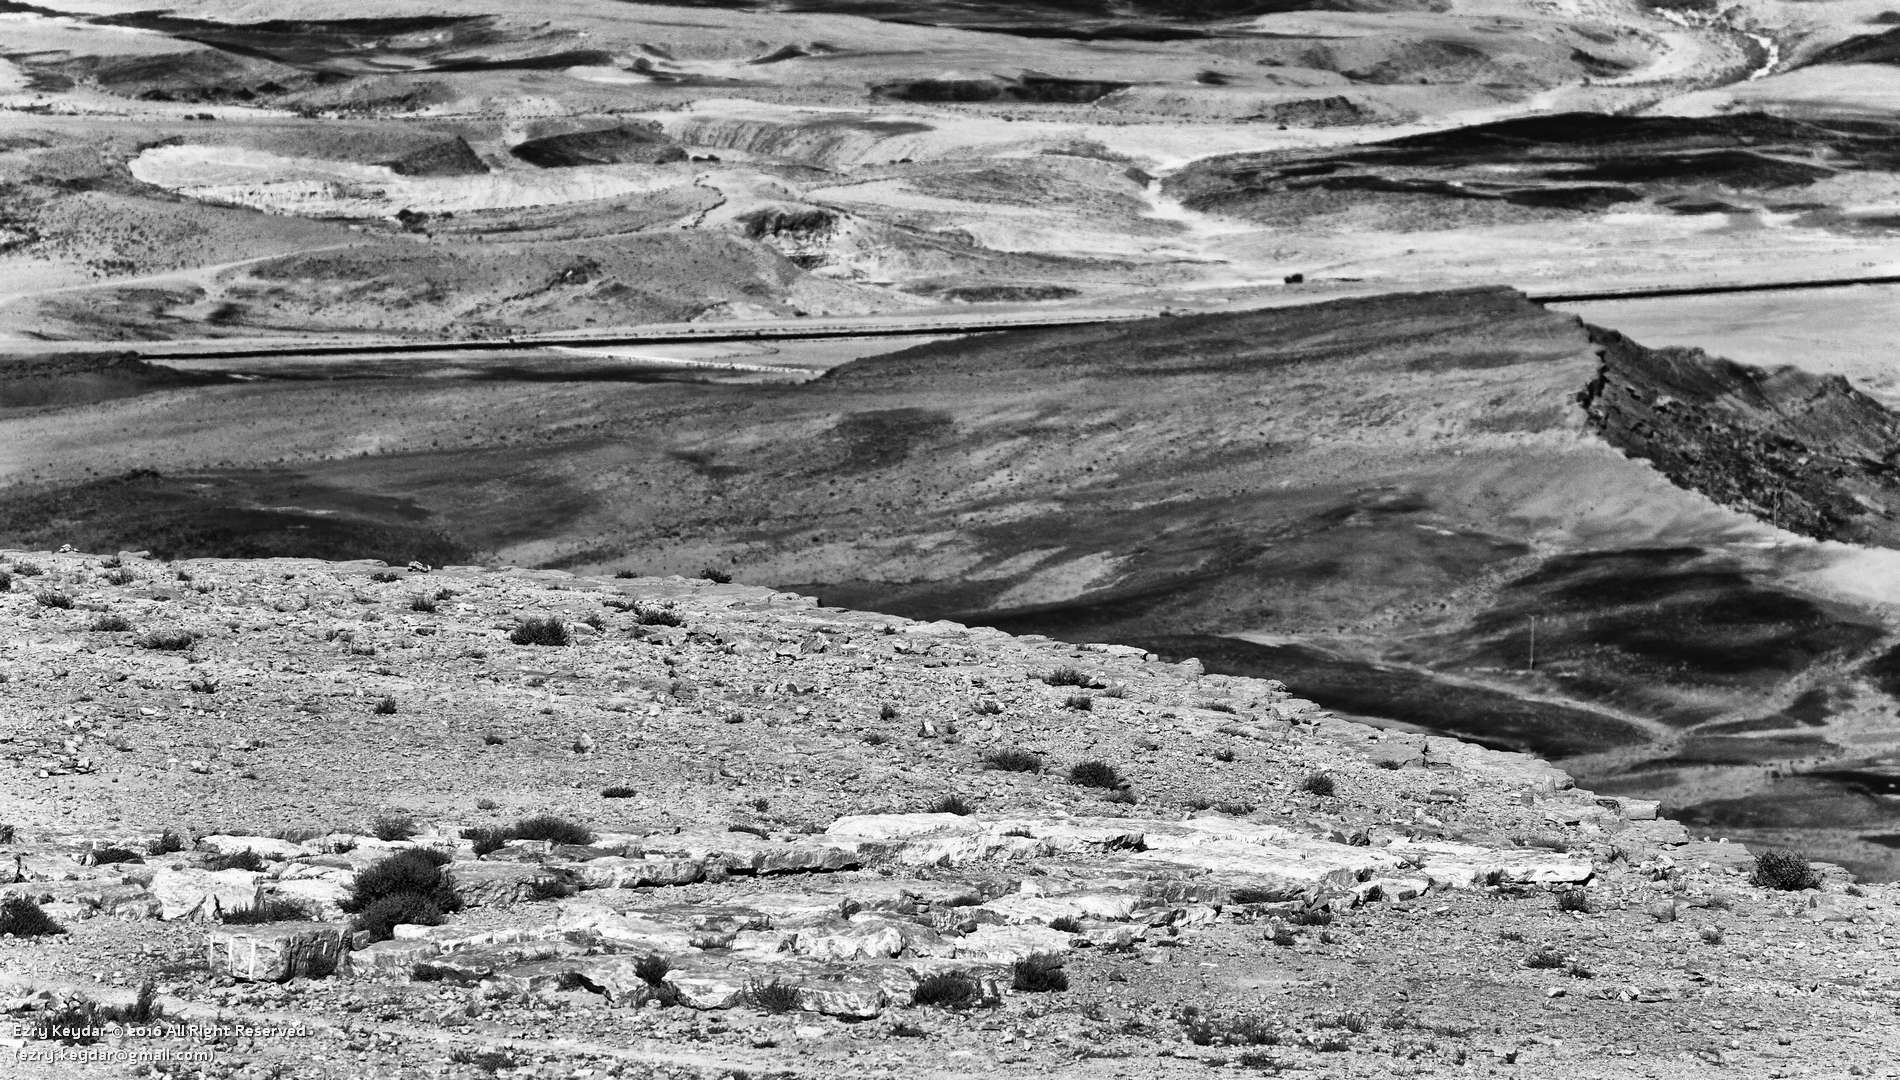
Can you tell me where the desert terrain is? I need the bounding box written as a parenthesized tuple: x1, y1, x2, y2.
(2, 550, 1898, 1080)
(4, 0, 1900, 1071)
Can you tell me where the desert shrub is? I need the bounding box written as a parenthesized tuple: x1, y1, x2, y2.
(205, 850, 264, 872)
(342, 850, 458, 940)
(221, 897, 313, 924)
(1229, 887, 1279, 905)
(862, 732, 889, 746)
(482, 734, 505, 745)
(510, 617, 569, 646)
(1700, 927, 1724, 945)
(926, 794, 974, 816)
(635, 954, 672, 985)
(103, 568, 135, 586)
(507, 814, 594, 846)
(1301, 772, 1337, 797)
(0, 897, 64, 937)
(342, 849, 457, 914)
(699, 567, 733, 584)
(634, 605, 683, 627)
(462, 827, 508, 856)
(1524, 947, 1567, 969)
(1181, 1008, 1279, 1047)
(1750, 848, 1821, 891)
(1011, 953, 1068, 992)
(1319, 1011, 1372, 1034)
(353, 893, 445, 943)
(1044, 666, 1089, 687)
(371, 814, 418, 842)
(601, 786, 637, 799)
(1063, 694, 1093, 712)
(35, 591, 73, 609)
(879, 703, 900, 721)
(0, 571, 10, 591)
(372, 696, 398, 715)
(614, 570, 638, 579)
(1049, 915, 1083, 933)
(138, 629, 195, 651)
(89, 847, 143, 865)
(742, 978, 801, 1014)
(984, 748, 1043, 773)
(1555, 890, 1593, 914)
(370, 571, 399, 583)
(911, 971, 982, 1009)
(449, 1049, 521, 1073)
(410, 595, 437, 613)
(12, 561, 42, 576)
(1214, 801, 1255, 816)
(1212, 747, 1236, 762)
(30, 982, 161, 1043)
(124, 981, 161, 1023)
(89, 614, 131, 632)
(1268, 925, 1298, 946)
(1291, 907, 1333, 927)
(148, 830, 187, 855)
(1068, 760, 1123, 789)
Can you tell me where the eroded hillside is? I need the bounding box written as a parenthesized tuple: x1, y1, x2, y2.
(7, 290, 1900, 874)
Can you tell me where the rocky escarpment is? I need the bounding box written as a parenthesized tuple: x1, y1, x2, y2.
(1583, 325, 1900, 547)
(2, 550, 1898, 1079)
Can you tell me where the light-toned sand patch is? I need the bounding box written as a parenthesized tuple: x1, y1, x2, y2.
(990, 551, 1132, 609)
(1558, 284, 1900, 407)
(129, 144, 684, 217)
(1655, 63, 1900, 116)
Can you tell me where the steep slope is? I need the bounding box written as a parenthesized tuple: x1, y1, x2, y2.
(9, 290, 1900, 879)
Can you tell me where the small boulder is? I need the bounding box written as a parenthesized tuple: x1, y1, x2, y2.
(270, 878, 351, 920)
(444, 861, 575, 907)
(151, 868, 261, 921)
(198, 835, 306, 861)
(76, 883, 162, 918)
(346, 937, 440, 976)
(208, 922, 345, 981)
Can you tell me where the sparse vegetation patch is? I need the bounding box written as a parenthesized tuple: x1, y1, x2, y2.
(1750, 848, 1821, 891)
(510, 617, 569, 646)
(1068, 760, 1124, 789)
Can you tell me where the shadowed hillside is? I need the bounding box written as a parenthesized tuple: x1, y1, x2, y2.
(11, 289, 1900, 872)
